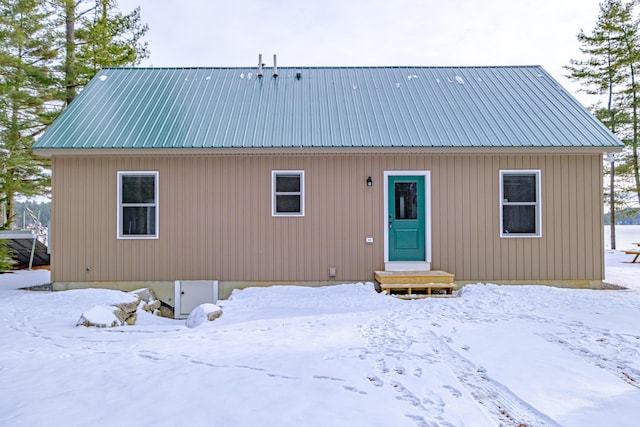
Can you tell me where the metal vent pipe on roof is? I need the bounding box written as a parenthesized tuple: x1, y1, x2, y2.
(258, 54, 263, 78)
(273, 54, 278, 78)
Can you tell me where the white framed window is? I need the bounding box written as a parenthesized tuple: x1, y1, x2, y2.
(117, 171, 159, 239)
(272, 170, 304, 216)
(500, 170, 541, 238)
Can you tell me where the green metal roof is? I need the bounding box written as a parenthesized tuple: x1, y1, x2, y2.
(33, 66, 624, 150)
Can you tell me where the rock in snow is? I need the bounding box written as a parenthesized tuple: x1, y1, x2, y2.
(76, 305, 122, 328)
(77, 287, 166, 327)
(185, 303, 223, 328)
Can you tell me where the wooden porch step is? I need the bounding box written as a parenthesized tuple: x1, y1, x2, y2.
(374, 270, 456, 297)
(378, 282, 455, 296)
(374, 270, 454, 285)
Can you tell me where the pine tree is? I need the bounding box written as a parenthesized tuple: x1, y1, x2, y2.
(63, 0, 76, 105)
(0, 239, 15, 272)
(0, 1, 148, 228)
(613, 0, 640, 210)
(567, 0, 635, 135)
(0, 0, 59, 228)
(566, 0, 640, 248)
(62, 0, 149, 104)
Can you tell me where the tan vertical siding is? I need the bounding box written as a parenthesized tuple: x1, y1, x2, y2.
(50, 153, 604, 284)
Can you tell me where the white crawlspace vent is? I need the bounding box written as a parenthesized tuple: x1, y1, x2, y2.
(174, 280, 219, 319)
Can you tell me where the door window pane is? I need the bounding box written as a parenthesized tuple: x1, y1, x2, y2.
(395, 182, 417, 220)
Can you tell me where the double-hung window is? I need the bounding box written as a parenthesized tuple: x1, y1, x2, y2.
(118, 171, 158, 238)
(500, 170, 541, 238)
(272, 170, 304, 216)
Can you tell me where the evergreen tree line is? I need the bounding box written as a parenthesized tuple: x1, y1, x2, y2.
(0, 0, 148, 230)
(567, 0, 640, 226)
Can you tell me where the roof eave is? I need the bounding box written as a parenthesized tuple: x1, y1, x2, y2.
(33, 145, 623, 158)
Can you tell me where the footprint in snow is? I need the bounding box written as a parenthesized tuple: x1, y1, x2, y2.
(235, 365, 266, 371)
(267, 373, 299, 380)
(366, 375, 384, 387)
(443, 385, 462, 398)
(323, 347, 366, 361)
(461, 344, 470, 351)
(138, 352, 161, 361)
(405, 414, 429, 426)
(343, 385, 368, 395)
(476, 366, 488, 379)
(377, 359, 389, 374)
(394, 366, 406, 375)
(421, 389, 446, 414)
(187, 359, 227, 369)
(313, 375, 344, 382)
(390, 381, 421, 407)
(413, 368, 423, 378)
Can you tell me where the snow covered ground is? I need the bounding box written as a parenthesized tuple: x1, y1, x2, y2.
(0, 251, 639, 426)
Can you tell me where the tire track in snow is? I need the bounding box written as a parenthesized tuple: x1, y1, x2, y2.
(429, 298, 640, 391)
(361, 309, 560, 427)
(428, 330, 560, 427)
(543, 331, 640, 389)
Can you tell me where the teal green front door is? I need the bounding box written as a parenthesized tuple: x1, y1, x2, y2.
(388, 176, 425, 261)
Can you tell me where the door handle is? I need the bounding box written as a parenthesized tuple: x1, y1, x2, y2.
(389, 221, 393, 228)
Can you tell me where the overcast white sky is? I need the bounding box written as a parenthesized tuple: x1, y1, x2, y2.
(119, 0, 603, 105)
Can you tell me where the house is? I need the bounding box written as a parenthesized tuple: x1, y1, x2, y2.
(33, 63, 623, 306)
